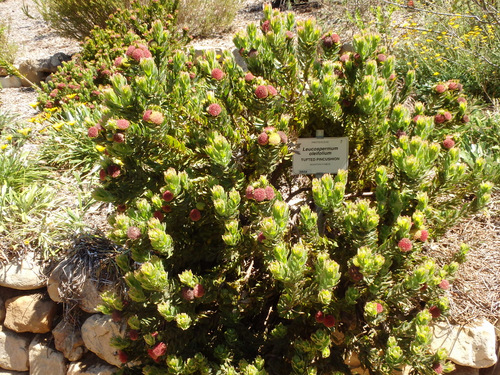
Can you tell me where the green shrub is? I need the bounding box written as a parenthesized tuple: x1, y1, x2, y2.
(0, 19, 17, 64)
(63, 4, 496, 374)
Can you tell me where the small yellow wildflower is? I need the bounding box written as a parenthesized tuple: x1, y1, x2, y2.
(5, 135, 13, 141)
(95, 145, 106, 153)
(66, 94, 77, 99)
(67, 121, 76, 126)
(1, 144, 8, 150)
(17, 127, 32, 136)
(433, 72, 440, 76)
(29, 102, 39, 108)
(52, 123, 64, 131)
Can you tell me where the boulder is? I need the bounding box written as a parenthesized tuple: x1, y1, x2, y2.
(450, 365, 479, 375)
(38, 52, 72, 73)
(52, 319, 86, 361)
(17, 60, 45, 86)
(66, 354, 116, 375)
(0, 370, 28, 375)
(81, 314, 125, 367)
(0, 252, 46, 290)
(0, 76, 22, 89)
(29, 334, 66, 375)
(0, 295, 5, 323)
(0, 326, 30, 371)
(3, 293, 57, 333)
(431, 319, 498, 368)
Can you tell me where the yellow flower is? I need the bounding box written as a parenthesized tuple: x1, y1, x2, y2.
(1, 144, 8, 150)
(66, 94, 77, 99)
(29, 102, 39, 108)
(47, 107, 59, 113)
(433, 72, 440, 76)
(52, 123, 64, 131)
(17, 127, 32, 136)
(453, 24, 460, 29)
(67, 121, 76, 126)
(434, 54, 441, 57)
(95, 145, 106, 153)
(5, 135, 13, 141)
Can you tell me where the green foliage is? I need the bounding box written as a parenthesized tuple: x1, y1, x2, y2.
(0, 19, 17, 65)
(52, 3, 494, 374)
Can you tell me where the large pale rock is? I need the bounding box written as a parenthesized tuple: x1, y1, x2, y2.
(0, 326, 30, 371)
(81, 314, 125, 367)
(17, 60, 45, 86)
(67, 354, 116, 375)
(3, 293, 57, 333)
(52, 320, 85, 361)
(0, 252, 46, 290)
(47, 259, 111, 312)
(29, 335, 66, 375)
(0, 76, 22, 89)
(431, 319, 498, 368)
(0, 370, 28, 375)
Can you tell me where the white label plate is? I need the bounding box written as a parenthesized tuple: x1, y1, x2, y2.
(292, 137, 349, 175)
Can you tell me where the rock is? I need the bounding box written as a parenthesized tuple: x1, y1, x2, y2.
(0, 295, 5, 323)
(38, 52, 72, 73)
(47, 259, 112, 313)
(0, 252, 46, 290)
(431, 319, 498, 368)
(29, 334, 66, 375)
(0, 67, 7, 76)
(3, 293, 57, 333)
(52, 320, 85, 361)
(0, 370, 28, 375)
(81, 314, 125, 367)
(17, 60, 45, 86)
(0, 76, 22, 89)
(450, 365, 480, 375)
(66, 354, 117, 375)
(232, 48, 247, 70)
(0, 326, 30, 371)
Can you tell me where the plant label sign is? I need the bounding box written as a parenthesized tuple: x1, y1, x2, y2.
(292, 137, 349, 175)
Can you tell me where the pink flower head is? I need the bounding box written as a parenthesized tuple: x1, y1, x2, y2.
(257, 232, 266, 243)
(285, 30, 294, 39)
(315, 311, 324, 323)
(265, 186, 275, 200)
(429, 305, 441, 318)
(56, 82, 66, 89)
(447, 81, 459, 90)
(50, 89, 59, 98)
(182, 287, 195, 301)
(117, 204, 127, 212)
(189, 208, 202, 222)
(162, 205, 172, 213)
(153, 211, 164, 221)
(118, 350, 128, 363)
(432, 363, 444, 374)
(457, 97, 467, 104)
(443, 136, 455, 149)
(113, 133, 125, 143)
(268, 132, 281, 146)
(255, 85, 269, 99)
(245, 186, 254, 199)
(434, 114, 446, 124)
(443, 112, 452, 121)
(389, 73, 397, 80)
(323, 314, 336, 327)
(125, 45, 135, 57)
(257, 132, 269, 145)
(148, 342, 167, 361)
(193, 284, 205, 298)
(88, 126, 99, 138)
(162, 190, 174, 202)
(253, 188, 266, 202)
(261, 20, 271, 33)
(129, 330, 139, 341)
(149, 111, 164, 125)
(277, 131, 288, 144)
(340, 54, 350, 63)
(461, 115, 470, 123)
(322, 33, 340, 48)
(376, 303, 384, 313)
(413, 115, 421, 123)
(107, 164, 121, 178)
(114, 56, 124, 67)
(131, 48, 145, 62)
(245, 72, 255, 82)
(116, 119, 130, 130)
(398, 238, 413, 252)
(207, 103, 222, 117)
(439, 279, 450, 290)
(377, 53, 387, 62)
(416, 229, 429, 242)
(435, 84, 447, 94)
(349, 266, 363, 282)
(99, 169, 107, 181)
(267, 85, 278, 97)
(143, 110, 153, 122)
(127, 226, 141, 240)
(211, 68, 225, 81)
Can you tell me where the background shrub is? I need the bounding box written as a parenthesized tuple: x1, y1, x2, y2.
(0, 19, 17, 64)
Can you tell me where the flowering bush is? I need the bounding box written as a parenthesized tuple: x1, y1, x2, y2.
(77, 4, 495, 375)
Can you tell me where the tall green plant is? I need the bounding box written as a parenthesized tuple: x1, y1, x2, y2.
(71, 4, 493, 375)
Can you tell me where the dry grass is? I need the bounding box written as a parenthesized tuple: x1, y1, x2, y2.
(425, 190, 500, 327)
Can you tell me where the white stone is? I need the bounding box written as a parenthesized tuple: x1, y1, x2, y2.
(81, 314, 125, 367)
(0, 326, 30, 371)
(0, 252, 46, 290)
(29, 335, 66, 375)
(0, 76, 22, 89)
(52, 319, 85, 361)
(431, 319, 498, 368)
(67, 356, 116, 375)
(3, 293, 57, 333)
